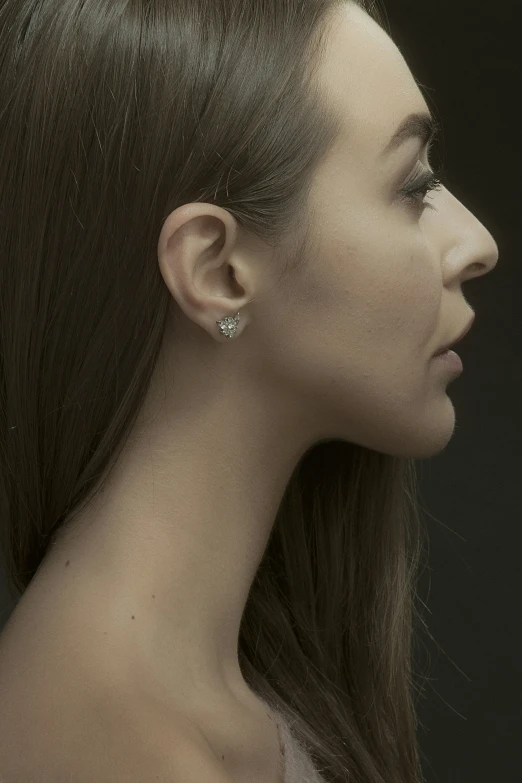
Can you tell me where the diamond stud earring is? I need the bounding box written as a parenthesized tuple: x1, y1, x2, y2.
(217, 312, 241, 340)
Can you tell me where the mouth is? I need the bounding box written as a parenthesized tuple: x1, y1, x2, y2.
(434, 314, 475, 356)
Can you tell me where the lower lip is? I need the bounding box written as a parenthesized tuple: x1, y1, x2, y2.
(433, 349, 464, 373)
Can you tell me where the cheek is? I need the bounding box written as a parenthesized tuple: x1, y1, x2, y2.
(376, 252, 442, 358)
(257, 201, 453, 454)
(264, 238, 443, 433)
(294, 232, 441, 366)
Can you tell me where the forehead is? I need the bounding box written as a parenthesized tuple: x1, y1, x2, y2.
(320, 4, 431, 156)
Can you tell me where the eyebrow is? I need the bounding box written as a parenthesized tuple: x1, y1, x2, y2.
(380, 111, 441, 157)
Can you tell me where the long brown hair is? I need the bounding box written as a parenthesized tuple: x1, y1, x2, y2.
(0, 1, 431, 781)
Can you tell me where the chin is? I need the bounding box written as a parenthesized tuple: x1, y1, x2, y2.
(390, 404, 458, 459)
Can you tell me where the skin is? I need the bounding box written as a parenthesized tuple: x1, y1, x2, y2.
(0, 2, 498, 779)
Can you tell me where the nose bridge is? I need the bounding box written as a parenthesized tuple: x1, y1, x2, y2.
(444, 189, 499, 279)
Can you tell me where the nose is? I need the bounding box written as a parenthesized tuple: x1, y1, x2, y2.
(444, 193, 500, 282)
(461, 218, 499, 282)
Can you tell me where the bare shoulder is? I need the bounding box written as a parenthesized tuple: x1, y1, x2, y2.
(0, 704, 232, 783)
(0, 608, 232, 782)
(0, 663, 230, 783)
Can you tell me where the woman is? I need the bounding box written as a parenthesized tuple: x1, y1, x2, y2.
(0, 0, 498, 781)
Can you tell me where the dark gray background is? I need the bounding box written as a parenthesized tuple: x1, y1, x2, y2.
(386, 1, 520, 782)
(1, 2, 520, 781)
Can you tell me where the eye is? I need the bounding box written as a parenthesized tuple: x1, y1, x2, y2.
(399, 166, 445, 213)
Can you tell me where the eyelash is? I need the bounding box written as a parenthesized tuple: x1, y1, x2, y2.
(400, 166, 445, 212)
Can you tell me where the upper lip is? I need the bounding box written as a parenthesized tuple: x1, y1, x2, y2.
(435, 314, 476, 355)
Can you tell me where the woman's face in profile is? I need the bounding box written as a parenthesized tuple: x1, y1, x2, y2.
(260, 2, 498, 459)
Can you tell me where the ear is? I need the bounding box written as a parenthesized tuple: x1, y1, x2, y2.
(157, 203, 256, 341)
